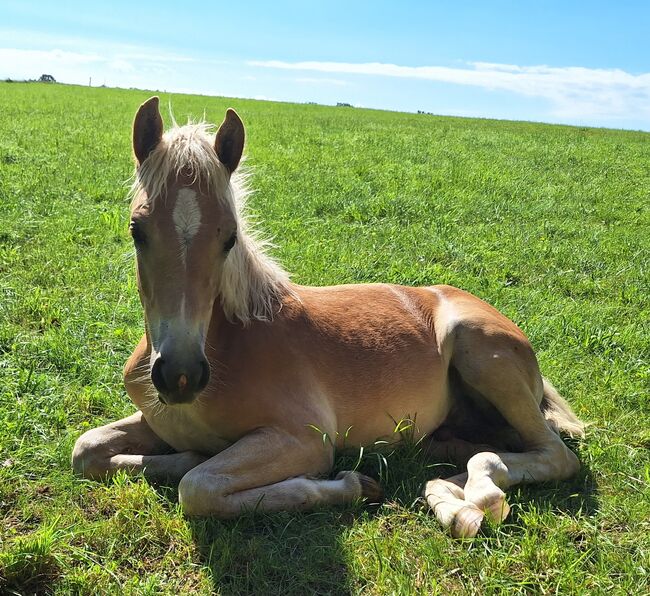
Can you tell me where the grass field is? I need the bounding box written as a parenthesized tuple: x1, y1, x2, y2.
(0, 81, 648, 595)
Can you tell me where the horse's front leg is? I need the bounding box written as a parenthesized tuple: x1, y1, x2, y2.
(178, 427, 382, 517)
(72, 411, 208, 483)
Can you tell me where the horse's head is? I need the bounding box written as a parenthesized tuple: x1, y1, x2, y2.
(129, 97, 244, 404)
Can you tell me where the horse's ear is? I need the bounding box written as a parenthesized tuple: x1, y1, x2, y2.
(133, 96, 163, 165)
(215, 108, 245, 174)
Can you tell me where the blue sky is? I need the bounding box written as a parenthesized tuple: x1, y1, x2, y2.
(2, 1, 650, 130)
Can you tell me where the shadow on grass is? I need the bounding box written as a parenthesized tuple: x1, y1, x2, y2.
(187, 509, 357, 596)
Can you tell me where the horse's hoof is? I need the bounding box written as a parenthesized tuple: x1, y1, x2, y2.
(465, 478, 511, 524)
(336, 471, 384, 502)
(483, 492, 511, 523)
(357, 473, 384, 502)
(451, 504, 484, 539)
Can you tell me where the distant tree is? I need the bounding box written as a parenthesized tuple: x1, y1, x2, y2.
(39, 74, 56, 83)
(336, 102, 353, 108)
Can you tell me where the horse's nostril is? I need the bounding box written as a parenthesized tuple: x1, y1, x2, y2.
(197, 359, 210, 392)
(151, 358, 167, 393)
(178, 374, 188, 391)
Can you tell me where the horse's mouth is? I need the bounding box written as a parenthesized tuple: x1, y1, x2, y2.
(156, 390, 197, 406)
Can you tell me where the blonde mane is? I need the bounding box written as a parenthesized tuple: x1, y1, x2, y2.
(129, 123, 292, 325)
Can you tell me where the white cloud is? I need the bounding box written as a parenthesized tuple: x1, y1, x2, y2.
(0, 43, 197, 87)
(0, 29, 196, 64)
(0, 47, 103, 66)
(249, 59, 650, 121)
(295, 77, 348, 86)
(0, 48, 104, 84)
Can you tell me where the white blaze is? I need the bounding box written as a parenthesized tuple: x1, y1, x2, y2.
(172, 188, 202, 265)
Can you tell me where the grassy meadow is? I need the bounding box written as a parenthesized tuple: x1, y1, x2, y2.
(0, 81, 648, 594)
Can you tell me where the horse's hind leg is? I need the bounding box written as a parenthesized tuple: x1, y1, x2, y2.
(425, 329, 581, 536)
(72, 411, 208, 483)
(462, 414, 579, 520)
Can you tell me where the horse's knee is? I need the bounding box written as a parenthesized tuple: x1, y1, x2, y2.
(71, 429, 112, 480)
(178, 469, 232, 517)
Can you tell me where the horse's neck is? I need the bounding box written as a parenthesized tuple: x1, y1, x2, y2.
(205, 297, 245, 354)
(208, 299, 231, 334)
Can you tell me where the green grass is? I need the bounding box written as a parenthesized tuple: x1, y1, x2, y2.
(1, 81, 648, 594)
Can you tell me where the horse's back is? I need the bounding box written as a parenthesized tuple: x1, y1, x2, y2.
(291, 282, 530, 353)
(288, 281, 536, 389)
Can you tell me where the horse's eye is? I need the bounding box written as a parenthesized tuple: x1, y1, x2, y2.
(129, 222, 146, 246)
(223, 232, 237, 253)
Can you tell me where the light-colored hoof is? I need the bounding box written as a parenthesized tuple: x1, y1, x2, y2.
(451, 504, 484, 539)
(465, 477, 511, 525)
(467, 486, 511, 524)
(483, 493, 511, 523)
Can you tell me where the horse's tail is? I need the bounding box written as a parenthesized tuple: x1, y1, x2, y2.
(541, 378, 585, 438)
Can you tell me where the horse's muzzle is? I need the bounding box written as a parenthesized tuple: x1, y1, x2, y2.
(151, 356, 210, 404)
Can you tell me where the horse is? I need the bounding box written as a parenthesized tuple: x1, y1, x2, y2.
(72, 96, 585, 538)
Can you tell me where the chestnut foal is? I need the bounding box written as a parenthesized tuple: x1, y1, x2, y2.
(73, 97, 584, 537)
